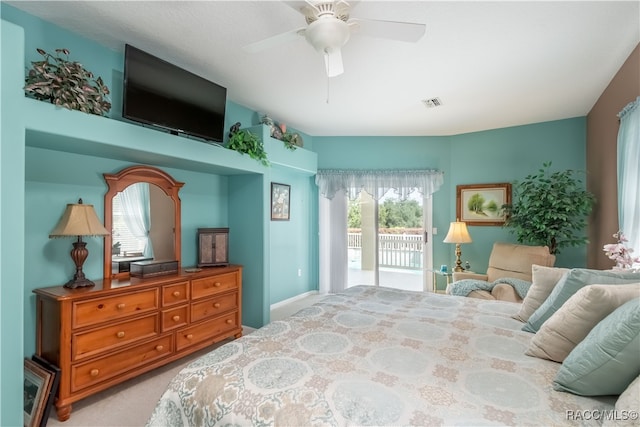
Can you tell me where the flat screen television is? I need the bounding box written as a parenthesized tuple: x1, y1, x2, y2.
(123, 44, 226, 143)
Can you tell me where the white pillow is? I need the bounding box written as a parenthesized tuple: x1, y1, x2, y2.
(512, 265, 569, 322)
(603, 375, 640, 427)
(526, 284, 640, 362)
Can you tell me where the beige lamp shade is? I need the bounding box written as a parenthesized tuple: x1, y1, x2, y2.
(443, 220, 472, 244)
(50, 199, 110, 238)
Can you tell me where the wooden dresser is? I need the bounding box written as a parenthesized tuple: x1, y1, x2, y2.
(33, 265, 242, 421)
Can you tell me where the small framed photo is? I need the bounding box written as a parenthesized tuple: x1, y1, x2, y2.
(271, 182, 290, 221)
(456, 183, 511, 226)
(24, 357, 60, 427)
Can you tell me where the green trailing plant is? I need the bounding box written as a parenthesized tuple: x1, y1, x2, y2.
(281, 132, 299, 151)
(24, 48, 111, 116)
(226, 127, 269, 166)
(501, 161, 595, 254)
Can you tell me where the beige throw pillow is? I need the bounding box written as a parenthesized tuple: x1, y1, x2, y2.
(512, 265, 569, 322)
(526, 283, 640, 362)
(603, 375, 640, 427)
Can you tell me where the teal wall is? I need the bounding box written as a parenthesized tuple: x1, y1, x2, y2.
(313, 118, 589, 272)
(1, 19, 27, 427)
(268, 169, 318, 304)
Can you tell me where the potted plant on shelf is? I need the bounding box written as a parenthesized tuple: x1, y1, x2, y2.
(226, 122, 269, 166)
(501, 161, 595, 254)
(24, 48, 111, 116)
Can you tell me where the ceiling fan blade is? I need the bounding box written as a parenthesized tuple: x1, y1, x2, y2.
(242, 28, 306, 54)
(348, 18, 426, 42)
(323, 47, 344, 77)
(282, 1, 318, 16)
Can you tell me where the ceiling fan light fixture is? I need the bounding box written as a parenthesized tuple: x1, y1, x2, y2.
(305, 16, 350, 53)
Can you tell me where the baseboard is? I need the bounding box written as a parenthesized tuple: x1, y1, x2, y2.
(270, 290, 319, 311)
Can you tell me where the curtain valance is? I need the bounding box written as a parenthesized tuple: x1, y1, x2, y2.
(316, 169, 444, 200)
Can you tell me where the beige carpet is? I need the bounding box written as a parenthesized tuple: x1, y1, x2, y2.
(46, 293, 324, 426)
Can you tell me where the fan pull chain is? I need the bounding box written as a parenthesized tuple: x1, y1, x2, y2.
(324, 49, 330, 104)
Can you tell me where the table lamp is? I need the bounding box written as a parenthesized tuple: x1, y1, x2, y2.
(49, 198, 110, 288)
(443, 219, 472, 272)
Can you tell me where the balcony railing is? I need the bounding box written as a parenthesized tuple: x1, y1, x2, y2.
(348, 233, 423, 270)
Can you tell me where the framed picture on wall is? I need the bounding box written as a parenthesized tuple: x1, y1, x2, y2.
(456, 183, 511, 226)
(271, 182, 290, 221)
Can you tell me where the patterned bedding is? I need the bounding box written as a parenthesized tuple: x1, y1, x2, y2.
(147, 286, 615, 426)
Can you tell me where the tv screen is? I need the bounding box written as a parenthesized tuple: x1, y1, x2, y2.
(123, 44, 226, 143)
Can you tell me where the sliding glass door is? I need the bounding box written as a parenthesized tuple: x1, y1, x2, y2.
(347, 190, 432, 291)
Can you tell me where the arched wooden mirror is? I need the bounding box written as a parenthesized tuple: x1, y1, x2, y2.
(103, 165, 184, 279)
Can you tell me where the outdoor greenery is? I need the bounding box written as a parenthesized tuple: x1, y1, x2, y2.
(24, 48, 111, 116)
(502, 161, 595, 254)
(348, 197, 422, 229)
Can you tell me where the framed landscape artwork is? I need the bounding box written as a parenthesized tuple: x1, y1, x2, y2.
(456, 183, 512, 226)
(24, 357, 59, 427)
(271, 182, 290, 221)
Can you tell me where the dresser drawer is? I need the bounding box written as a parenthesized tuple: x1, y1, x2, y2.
(176, 312, 239, 351)
(161, 305, 188, 332)
(191, 272, 238, 300)
(73, 313, 159, 361)
(161, 281, 189, 307)
(72, 289, 159, 329)
(191, 292, 238, 323)
(71, 335, 172, 393)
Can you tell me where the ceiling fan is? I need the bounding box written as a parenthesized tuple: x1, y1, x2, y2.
(243, 0, 426, 77)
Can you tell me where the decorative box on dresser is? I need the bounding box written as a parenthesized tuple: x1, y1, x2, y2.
(33, 265, 242, 421)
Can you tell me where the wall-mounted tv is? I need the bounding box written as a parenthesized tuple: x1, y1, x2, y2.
(123, 44, 226, 143)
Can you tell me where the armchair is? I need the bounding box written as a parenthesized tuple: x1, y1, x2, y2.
(447, 242, 556, 302)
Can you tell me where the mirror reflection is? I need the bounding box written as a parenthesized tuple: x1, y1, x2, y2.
(103, 165, 183, 280)
(110, 183, 175, 275)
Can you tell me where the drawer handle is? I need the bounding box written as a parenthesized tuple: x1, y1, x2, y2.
(214, 282, 221, 287)
(186, 334, 193, 340)
(116, 331, 125, 338)
(90, 369, 99, 377)
(213, 303, 221, 308)
(116, 303, 125, 310)
(226, 319, 233, 324)
(172, 315, 180, 322)
(155, 345, 164, 351)
(172, 291, 180, 297)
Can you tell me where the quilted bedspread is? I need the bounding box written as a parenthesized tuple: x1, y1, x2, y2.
(147, 286, 615, 426)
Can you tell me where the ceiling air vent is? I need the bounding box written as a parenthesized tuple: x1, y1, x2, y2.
(422, 97, 443, 108)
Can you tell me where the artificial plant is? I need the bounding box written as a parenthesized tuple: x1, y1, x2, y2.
(226, 123, 269, 166)
(24, 48, 111, 116)
(501, 161, 595, 254)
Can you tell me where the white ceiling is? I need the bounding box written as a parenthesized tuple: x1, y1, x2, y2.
(6, 0, 640, 136)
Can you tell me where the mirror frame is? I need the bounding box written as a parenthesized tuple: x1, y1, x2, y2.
(103, 165, 184, 279)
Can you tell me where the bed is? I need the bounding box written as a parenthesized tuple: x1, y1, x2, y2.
(147, 285, 615, 426)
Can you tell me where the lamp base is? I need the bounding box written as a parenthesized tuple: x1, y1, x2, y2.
(64, 276, 96, 289)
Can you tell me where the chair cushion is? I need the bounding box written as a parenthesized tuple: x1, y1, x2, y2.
(526, 284, 640, 362)
(553, 298, 640, 396)
(513, 265, 569, 322)
(485, 243, 555, 283)
(522, 269, 640, 333)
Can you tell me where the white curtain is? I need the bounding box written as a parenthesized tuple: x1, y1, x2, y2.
(316, 169, 444, 293)
(617, 96, 640, 265)
(316, 169, 444, 201)
(121, 182, 154, 258)
(319, 189, 348, 294)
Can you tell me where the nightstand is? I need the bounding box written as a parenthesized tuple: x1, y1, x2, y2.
(427, 269, 453, 293)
